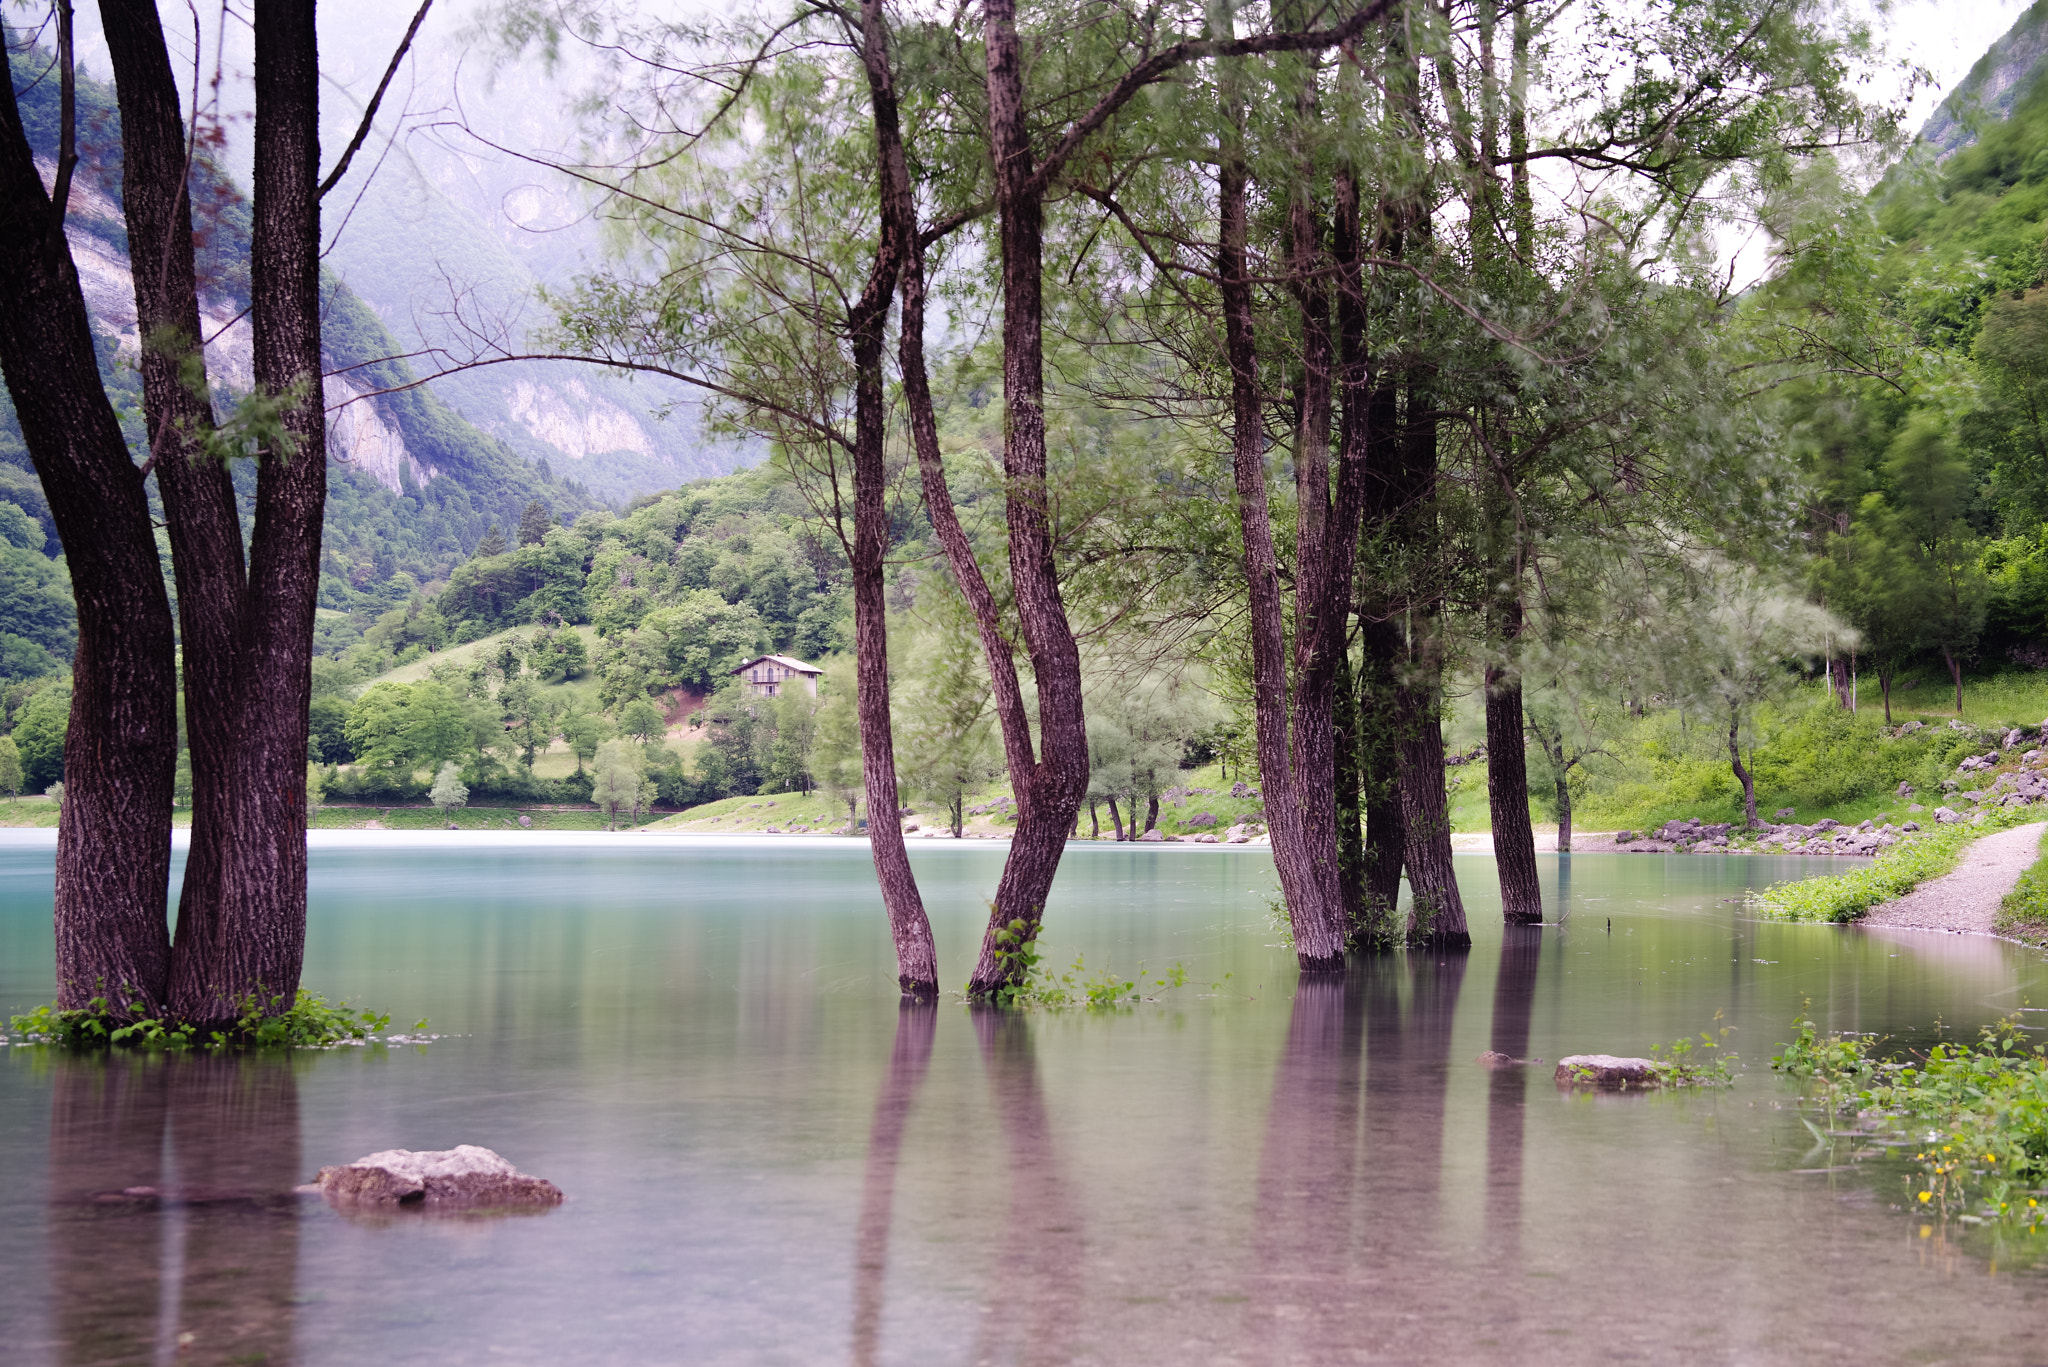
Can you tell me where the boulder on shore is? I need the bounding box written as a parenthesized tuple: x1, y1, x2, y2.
(1554, 1055, 1667, 1089)
(314, 1145, 562, 1210)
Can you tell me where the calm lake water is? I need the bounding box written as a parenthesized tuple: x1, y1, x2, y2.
(3, 830, 2047, 1365)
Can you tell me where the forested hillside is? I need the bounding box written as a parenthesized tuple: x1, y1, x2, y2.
(0, 38, 613, 666)
(1765, 12, 2048, 708)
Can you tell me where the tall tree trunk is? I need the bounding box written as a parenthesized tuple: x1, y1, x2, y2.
(1218, 78, 1347, 971)
(1106, 795, 1126, 842)
(1485, 651, 1541, 922)
(1395, 634, 1470, 949)
(1880, 666, 1893, 724)
(1944, 645, 1963, 716)
(1144, 793, 1159, 835)
(1728, 705, 1757, 827)
(1356, 617, 1407, 947)
(101, 0, 252, 1015)
(1334, 644, 1364, 933)
(1088, 799, 1099, 839)
(167, 0, 328, 1024)
(0, 49, 177, 1016)
(847, 0, 938, 997)
(876, 0, 1092, 996)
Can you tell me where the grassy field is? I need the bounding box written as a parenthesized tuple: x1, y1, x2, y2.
(310, 803, 668, 832)
(0, 795, 60, 828)
(639, 762, 1273, 839)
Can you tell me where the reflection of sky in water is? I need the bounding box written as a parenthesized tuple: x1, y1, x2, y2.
(2, 834, 2046, 1364)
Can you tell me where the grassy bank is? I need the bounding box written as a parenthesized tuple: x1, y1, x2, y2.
(310, 803, 669, 832)
(1998, 825, 2048, 947)
(1751, 807, 2038, 922)
(1442, 671, 2048, 836)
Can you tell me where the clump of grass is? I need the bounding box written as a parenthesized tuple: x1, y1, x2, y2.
(1997, 824, 2048, 947)
(1773, 1016, 2048, 1232)
(8, 989, 407, 1051)
(1750, 806, 2035, 922)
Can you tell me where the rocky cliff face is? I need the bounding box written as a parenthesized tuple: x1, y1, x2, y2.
(1920, 1, 2048, 159)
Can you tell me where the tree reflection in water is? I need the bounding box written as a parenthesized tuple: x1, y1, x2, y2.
(48, 1053, 301, 1366)
(848, 999, 936, 1367)
(1486, 924, 1546, 1248)
(969, 1006, 1081, 1367)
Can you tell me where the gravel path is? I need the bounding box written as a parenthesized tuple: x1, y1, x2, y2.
(1860, 821, 2048, 936)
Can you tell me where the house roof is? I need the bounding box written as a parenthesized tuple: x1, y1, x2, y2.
(731, 654, 823, 676)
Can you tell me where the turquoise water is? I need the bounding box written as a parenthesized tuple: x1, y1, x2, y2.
(2, 831, 2046, 1365)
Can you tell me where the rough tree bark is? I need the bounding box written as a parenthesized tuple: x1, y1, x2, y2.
(1217, 82, 1347, 972)
(1728, 705, 1758, 827)
(848, 0, 939, 996)
(1484, 597, 1542, 924)
(1355, 617, 1408, 944)
(99, 0, 255, 1022)
(166, 0, 329, 1024)
(0, 44, 178, 1015)
(1392, 379, 1470, 949)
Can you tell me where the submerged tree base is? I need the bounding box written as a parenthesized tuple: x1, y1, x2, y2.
(8, 990, 399, 1050)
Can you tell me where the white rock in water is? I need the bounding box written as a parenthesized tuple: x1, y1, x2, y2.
(314, 1144, 562, 1209)
(1554, 1054, 1667, 1088)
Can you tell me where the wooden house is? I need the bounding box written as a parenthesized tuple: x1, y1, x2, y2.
(732, 654, 823, 698)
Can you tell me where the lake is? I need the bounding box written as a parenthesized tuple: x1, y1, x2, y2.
(2, 831, 2046, 1365)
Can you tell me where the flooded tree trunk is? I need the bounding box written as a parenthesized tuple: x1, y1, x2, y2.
(1356, 618, 1408, 947)
(1485, 655, 1542, 923)
(1396, 648, 1470, 949)
(1334, 645, 1365, 934)
(1554, 771, 1573, 852)
(102, 0, 252, 1022)
(166, 0, 328, 1026)
(1218, 83, 1348, 971)
(0, 52, 178, 1015)
(848, 0, 939, 997)
(954, 0, 1094, 993)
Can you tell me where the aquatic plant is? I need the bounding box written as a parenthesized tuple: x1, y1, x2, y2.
(1773, 1016, 2048, 1231)
(1750, 806, 2035, 922)
(979, 919, 1188, 1009)
(8, 989, 407, 1051)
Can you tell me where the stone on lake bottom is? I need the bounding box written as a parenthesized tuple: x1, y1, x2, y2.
(314, 1145, 562, 1210)
(1554, 1055, 1667, 1089)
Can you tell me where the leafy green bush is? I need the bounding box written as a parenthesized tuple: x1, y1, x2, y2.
(1751, 807, 2035, 922)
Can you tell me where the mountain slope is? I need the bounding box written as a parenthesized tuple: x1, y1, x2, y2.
(1920, 1, 2048, 158)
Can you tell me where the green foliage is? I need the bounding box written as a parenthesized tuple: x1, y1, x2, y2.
(1773, 1016, 2048, 1231)
(10, 687, 66, 791)
(1751, 806, 2036, 922)
(429, 761, 470, 812)
(8, 990, 397, 1051)
(0, 735, 21, 800)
